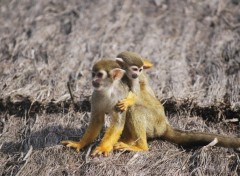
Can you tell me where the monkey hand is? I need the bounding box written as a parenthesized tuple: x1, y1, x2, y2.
(115, 91, 136, 112)
(61, 140, 84, 152)
(91, 145, 113, 157)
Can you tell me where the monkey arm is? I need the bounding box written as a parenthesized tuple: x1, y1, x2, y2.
(115, 91, 137, 112)
(61, 111, 104, 152)
(91, 111, 126, 156)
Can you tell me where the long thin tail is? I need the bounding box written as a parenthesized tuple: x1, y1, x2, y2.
(162, 125, 240, 148)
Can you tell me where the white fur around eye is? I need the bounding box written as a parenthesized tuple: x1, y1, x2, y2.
(99, 70, 107, 79)
(130, 66, 139, 72)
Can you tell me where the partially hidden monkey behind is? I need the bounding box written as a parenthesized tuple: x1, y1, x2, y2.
(61, 59, 129, 156)
(113, 51, 240, 152)
(115, 51, 158, 112)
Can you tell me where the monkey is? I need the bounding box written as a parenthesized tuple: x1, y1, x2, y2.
(114, 51, 157, 112)
(61, 59, 130, 156)
(112, 53, 240, 152)
(111, 51, 167, 150)
(115, 101, 240, 151)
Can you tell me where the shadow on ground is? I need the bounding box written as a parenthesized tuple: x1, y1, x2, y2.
(1, 125, 85, 154)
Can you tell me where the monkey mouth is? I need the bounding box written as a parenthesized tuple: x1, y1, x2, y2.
(132, 74, 138, 79)
(92, 81, 100, 88)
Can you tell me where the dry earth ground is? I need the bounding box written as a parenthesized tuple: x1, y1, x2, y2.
(0, 0, 240, 175)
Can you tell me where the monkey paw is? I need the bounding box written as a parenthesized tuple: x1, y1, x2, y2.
(61, 140, 83, 152)
(113, 142, 131, 150)
(114, 142, 147, 152)
(115, 92, 136, 112)
(91, 145, 112, 157)
(115, 100, 129, 112)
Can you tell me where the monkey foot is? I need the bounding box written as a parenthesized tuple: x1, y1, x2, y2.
(114, 142, 148, 152)
(91, 145, 112, 157)
(116, 92, 136, 112)
(61, 140, 83, 152)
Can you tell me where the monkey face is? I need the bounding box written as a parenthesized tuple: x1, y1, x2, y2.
(92, 70, 109, 91)
(92, 68, 125, 91)
(127, 65, 143, 79)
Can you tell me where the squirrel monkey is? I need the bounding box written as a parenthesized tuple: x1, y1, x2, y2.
(61, 59, 129, 156)
(113, 52, 240, 152)
(112, 51, 166, 150)
(115, 51, 156, 112)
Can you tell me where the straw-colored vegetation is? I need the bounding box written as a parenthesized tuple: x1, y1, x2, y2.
(1, 0, 240, 175)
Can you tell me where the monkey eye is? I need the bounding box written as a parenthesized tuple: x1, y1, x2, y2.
(96, 72, 103, 78)
(132, 67, 139, 72)
(92, 72, 96, 77)
(139, 68, 143, 72)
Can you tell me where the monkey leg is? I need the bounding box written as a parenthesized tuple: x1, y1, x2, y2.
(61, 129, 99, 152)
(117, 120, 136, 145)
(115, 91, 137, 112)
(61, 112, 104, 152)
(114, 132, 148, 152)
(114, 124, 149, 152)
(91, 112, 126, 156)
(114, 106, 149, 152)
(91, 126, 124, 156)
(114, 132, 149, 152)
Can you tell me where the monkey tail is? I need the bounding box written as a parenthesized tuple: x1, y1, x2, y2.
(162, 125, 240, 148)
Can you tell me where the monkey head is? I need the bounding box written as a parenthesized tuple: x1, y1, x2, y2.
(92, 59, 125, 91)
(116, 51, 152, 80)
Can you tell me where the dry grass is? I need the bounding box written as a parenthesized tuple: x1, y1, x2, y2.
(1, 0, 240, 175)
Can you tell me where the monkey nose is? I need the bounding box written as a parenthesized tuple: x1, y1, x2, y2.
(92, 81, 100, 88)
(132, 74, 138, 79)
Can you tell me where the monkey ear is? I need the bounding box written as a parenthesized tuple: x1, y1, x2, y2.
(110, 68, 125, 80)
(115, 58, 126, 67)
(142, 59, 153, 69)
